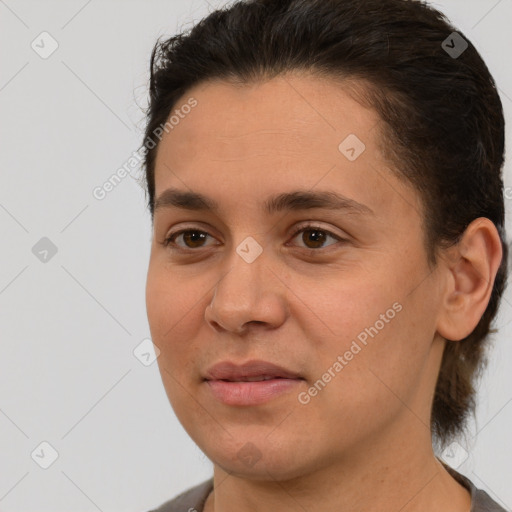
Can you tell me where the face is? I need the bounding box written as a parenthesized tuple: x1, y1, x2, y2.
(145, 73, 447, 480)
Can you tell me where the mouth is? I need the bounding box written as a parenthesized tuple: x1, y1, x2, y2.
(203, 360, 304, 406)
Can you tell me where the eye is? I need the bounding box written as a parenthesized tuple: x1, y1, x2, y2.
(161, 224, 346, 252)
(162, 229, 218, 250)
(287, 224, 345, 250)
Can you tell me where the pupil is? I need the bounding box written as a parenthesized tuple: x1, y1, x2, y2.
(305, 229, 325, 248)
(185, 231, 205, 247)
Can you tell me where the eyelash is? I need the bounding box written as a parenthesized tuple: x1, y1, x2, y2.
(161, 223, 347, 253)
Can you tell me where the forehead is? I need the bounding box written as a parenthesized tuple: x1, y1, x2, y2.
(153, 73, 422, 221)
(156, 73, 379, 166)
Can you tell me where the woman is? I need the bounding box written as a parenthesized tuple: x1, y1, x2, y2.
(141, 0, 509, 510)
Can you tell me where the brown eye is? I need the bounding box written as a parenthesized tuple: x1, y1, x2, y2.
(164, 229, 216, 249)
(161, 225, 346, 253)
(289, 225, 345, 251)
(300, 228, 328, 249)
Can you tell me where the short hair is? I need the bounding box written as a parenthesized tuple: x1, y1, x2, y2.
(140, 0, 508, 448)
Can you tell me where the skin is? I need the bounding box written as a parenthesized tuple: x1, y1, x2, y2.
(145, 72, 502, 512)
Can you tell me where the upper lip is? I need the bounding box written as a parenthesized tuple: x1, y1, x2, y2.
(204, 360, 303, 381)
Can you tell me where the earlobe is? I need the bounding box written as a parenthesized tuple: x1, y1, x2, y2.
(436, 218, 503, 342)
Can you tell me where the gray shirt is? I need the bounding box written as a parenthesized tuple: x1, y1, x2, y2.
(148, 469, 509, 512)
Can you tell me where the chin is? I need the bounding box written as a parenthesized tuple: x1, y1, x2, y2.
(200, 436, 317, 482)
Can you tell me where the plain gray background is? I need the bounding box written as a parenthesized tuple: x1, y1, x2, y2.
(1, 0, 511, 510)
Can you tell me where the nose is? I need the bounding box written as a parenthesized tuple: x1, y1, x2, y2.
(204, 246, 288, 335)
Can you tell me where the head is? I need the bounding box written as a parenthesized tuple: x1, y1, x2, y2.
(142, 0, 507, 477)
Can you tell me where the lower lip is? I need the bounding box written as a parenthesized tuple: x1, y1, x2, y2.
(206, 378, 303, 406)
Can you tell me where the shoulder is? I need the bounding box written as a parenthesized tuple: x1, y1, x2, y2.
(144, 471, 510, 512)
(470, 484, 509, 512)
(146, 478, 214, 512)
(446, 466, 509, 512)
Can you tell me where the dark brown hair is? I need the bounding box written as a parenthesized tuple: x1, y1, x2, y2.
(140, 0, 508, 447)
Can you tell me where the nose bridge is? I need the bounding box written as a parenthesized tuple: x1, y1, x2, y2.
(213, 240, 266, 311)
(205, 239, 286, 332)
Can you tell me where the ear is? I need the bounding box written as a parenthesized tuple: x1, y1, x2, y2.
(436, 217, 503, 342)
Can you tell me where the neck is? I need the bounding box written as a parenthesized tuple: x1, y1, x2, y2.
(205, 426, 471, 512)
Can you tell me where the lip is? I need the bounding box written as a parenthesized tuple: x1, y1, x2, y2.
(204, 359, 302, 381)
(204, 359, 304, 406)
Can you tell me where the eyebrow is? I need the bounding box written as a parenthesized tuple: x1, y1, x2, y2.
(153, 188, 374, 216)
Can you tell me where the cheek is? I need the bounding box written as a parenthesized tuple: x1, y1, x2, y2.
(146, 268, 190, 378)
(300, 254, 435, 393)
(292, 266, 397, 347)
(146, 262, 199, 338)
(319, 279, 439, 421)
(146, 273, 204, 413)
(146, 263, 216, 385)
